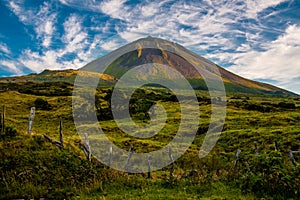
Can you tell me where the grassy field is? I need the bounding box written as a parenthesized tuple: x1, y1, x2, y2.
(0, 84, 299, 199)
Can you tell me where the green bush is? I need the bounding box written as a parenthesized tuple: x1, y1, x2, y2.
(34, 98, 51, 110)
(0, 125, 18, 138)
(278, 101, 296, 109)
(243, 102, 272, 112)
(237, 152, 300, 199)
(5, 126, 17, 137)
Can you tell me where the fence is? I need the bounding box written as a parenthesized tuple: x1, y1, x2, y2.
(1, 105, 299, 179)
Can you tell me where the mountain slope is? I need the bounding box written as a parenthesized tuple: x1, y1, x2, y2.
(0, 37, 297, 96)
(81, 37, 295, 95)
(0, 69, 114, 84)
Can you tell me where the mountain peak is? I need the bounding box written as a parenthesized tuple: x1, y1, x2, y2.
(80, 37, 295, 96)
(2, 37, 294, 96)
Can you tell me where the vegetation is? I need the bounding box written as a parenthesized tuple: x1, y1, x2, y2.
(0, 126, 18, 139)
(34, 98, 52, 110)
(0, 82, 299, 199)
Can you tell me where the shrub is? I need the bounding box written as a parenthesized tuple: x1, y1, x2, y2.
(243, 103, 272, 112)
(230, 96, 242, 100)
(245, 103, 263, 111)
(34, 98, 51, 110)
(5, 126, 17, 137)
(0, 125, 18, 138)
(278, 101, 296, 109)
(237, 152, 300, 199)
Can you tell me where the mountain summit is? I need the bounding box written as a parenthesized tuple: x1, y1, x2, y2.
(0, 37, 296, 96)
(81, 37, 294, 95)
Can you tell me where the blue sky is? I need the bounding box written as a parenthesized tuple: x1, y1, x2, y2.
(0, 0, 299, 94)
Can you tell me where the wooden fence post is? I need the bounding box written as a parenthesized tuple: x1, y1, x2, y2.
(168, 147, 174, 177)
(1, 105, 5, 134)
(288, 150, 297, 166)
(234, 149, 241, 172)
(108, 146, 112, 167)
(43, 117, 64, 149)
(292, 151, 300, 154)
(254, 141, 258, 156)
(43, 134, 64, 149)
(84, 133, 91, 161)
(125, 145, 134, 171)
(27, 107, 35, 135)
(274, 140, 279, 151)
(147, 156, 151, 179)
(0, 114, 2, 134)
(59, 117, 64, 147)
(80, 133, 91, 161)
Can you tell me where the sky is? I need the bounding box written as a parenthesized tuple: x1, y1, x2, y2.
(0, 0, 299, 94)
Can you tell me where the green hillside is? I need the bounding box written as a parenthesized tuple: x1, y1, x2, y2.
(0, 85, 299, 199)
(0, 37, 299, 199)
(0, 38, 297, 96)
(82, 37, 296, 96)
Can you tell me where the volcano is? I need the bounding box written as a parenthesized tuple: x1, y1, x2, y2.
(80, 36, 294, 95)
(1, 37, 297, 96)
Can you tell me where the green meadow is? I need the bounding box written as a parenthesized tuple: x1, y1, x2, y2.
(0, 83, 299, 199)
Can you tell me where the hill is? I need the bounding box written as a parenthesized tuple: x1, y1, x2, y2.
(0, 69, 114, 85)
(82, 37, 296, 96)
(0, 88, 299, 199)
(0, 37, 297, 96)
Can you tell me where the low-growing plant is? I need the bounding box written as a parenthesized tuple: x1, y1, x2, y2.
(34, 98, 51, 110)
(0, 125, 18, 138)
(277, 101, 296, 109)
(236, 152, 300, 199)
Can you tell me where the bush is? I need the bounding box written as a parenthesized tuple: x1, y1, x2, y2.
(237, 152, 300, 199)
(5, 126, 17, 137)
(34, 98, 51, 110)
(0, 125, 18, 138)
(278, 101, 296, 109)
(243, 103, 272, 112)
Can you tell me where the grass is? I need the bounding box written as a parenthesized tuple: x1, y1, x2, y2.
(0, 85, 299, 199)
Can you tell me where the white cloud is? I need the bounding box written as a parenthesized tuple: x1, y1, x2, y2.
(17, 14, 92, 73)
(140, 3, 159, 17)
(225, 25, 300, 91)
(2, 4, 95, 74)
(101, 0, 291, 55)
(42, 37, 52, 48)
(0, 60, 22, 75)
(7, 1, 29, 23)
(60, 14, 88, 55)
(55, 0, 291, 54)
(109, 0, 239, 52)
(58, 0, 131, 20)
(63, 14, 83, 43)
(101, 39, 122, 51)
(244, 0, 289, 18)
(9, 9, 109, 74)
(19, 49, 88, 73)
(0, 43, 11, 54)
(118, 31, 145, 43)
(35, 2, 57, 48)
(100, 0, 129, 20)
(7, 1, 57, 48)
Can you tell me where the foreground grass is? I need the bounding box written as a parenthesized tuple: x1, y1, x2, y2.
(0, 89, 299, 199)
(1, 135, 255, 199)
